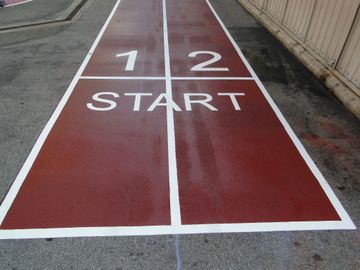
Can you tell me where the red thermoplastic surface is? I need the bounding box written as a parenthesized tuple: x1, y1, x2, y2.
(0, 0, 351, 237)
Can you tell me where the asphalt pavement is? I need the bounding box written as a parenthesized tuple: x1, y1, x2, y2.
(0, 0, 359, 269)
(0, 0, 76, 28)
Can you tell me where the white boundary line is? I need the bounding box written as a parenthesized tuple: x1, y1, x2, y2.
(162, 0, 182, 226)
(80, 76, 254, 80)
(0, 220, 351, 240)
(4, 0, 32, 8)
(80, 76, 164, 80)
(205, 0, 355, 230)
(172, 77, 254, 80)
(0, 0, 123, 227)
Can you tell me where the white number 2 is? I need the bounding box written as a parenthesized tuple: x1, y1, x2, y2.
(189, 51, 229, 72)
(116, 50, 138, 71)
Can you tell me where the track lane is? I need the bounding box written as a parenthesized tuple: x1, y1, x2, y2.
(82, 0, 165, 77)
(167, 0, 251, 78)
(172, 79, 340, 224)
(0, 0, 171, 230)
(1, 80, 170, 229)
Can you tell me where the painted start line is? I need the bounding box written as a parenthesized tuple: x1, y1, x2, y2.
(0, 0, 355, 239)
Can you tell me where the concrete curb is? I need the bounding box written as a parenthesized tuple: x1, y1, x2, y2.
(238, 0, 360, 119)
(0, 0, 87, 31)
(0, 0, 93, 47)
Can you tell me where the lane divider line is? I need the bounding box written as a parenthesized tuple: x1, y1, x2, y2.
(0, 0, 124, 226)
(162, 0, 182, 226)
(205, 0, 355, 230)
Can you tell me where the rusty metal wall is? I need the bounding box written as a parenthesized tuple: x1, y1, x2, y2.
(337, 10, 360, 89)
(305, 0, 360, 66)
(250, 0, 267, 9)
(282, 0, 315, 41)
(264, 0, 287, 24)
(249, 0, 360, 91)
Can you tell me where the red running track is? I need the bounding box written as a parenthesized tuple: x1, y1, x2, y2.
(0, 0, 354, 239)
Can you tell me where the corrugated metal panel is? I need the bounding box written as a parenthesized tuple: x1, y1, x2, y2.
(250, 0, 267, 9)
(337, 9, 360, 89)
(305, 0, 360, 65)
(265, 0, 288, 24)
(282, 0, 315, 41)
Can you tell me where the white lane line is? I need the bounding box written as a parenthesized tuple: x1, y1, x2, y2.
(80, 76, 165, 80)
(0, 220, 351, 240)
(0, 0, 123, 227)
(4, 0, 32, 8)
(172, 77, 254, 80)
(205, 0, 355, 230)
(80, 76, 254, 80)
(163, 0, 182, 226)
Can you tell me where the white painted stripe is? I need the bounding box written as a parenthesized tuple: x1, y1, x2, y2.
(172, 77, 254, 80)
(80, 76, 165, 80)
(205, 0, 355, 230)
(0, 0, 123, 226)
(0, 220, 354, 240)
(163, 0, 182, 226)
(80, 76, 254, 80)
(4, 0, 32, 8)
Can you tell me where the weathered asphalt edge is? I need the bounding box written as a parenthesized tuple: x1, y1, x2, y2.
(0, 0, 94, 47)
(0, 0, 88, 31)
(238, 0, 360, 119)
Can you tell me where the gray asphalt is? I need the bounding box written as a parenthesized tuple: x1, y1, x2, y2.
(0, 0, 359, 269)
(0, 0, 75, 27)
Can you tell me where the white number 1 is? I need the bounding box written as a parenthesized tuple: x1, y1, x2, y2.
(116, 50, 138, 71)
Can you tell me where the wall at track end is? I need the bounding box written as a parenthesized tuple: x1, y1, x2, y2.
(238, 0, 360, 119)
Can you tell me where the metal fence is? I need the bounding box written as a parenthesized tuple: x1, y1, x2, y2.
(249, 0, 360, 93)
